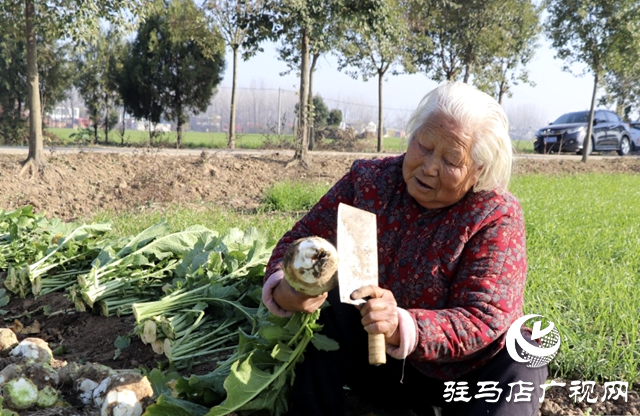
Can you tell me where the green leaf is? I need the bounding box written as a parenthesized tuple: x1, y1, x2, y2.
(205, 353, 280, 416)
(0, 288, 9, 308)
(271, 342, 294, 362)
(114, 335, 131, 349)
(258, 322, 292, 345)
(310, 333, 339, 351)
(144, 394, 208, 416)
(147, 368, 184, 398)
(105, 220, 171, 264)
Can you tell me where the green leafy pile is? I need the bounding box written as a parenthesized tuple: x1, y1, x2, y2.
(1, 207, 112, 298)
(131, 227, 275, 369)
(1, 206, 337, 415)
(69, 220, 199, 316)
(0, 206, 49, 271)
(145, 306, 338, 416)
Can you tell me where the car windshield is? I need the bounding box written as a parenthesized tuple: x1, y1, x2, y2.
(552, 112, 589, 124)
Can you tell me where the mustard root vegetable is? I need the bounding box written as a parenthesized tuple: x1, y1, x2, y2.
(282, 237, 339, 296)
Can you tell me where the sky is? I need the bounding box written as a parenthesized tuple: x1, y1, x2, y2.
(216, 36, 597, 127)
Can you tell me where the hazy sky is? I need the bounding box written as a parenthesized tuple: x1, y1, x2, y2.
(217, 37, 596, 126)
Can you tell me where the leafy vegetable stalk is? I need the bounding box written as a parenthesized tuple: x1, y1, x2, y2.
(144, 305, 338, 416)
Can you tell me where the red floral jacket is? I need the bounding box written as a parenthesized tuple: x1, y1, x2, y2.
(264, 155, 527, 379)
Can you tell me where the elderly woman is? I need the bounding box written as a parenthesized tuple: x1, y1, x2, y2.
(262, 82, 547, 416)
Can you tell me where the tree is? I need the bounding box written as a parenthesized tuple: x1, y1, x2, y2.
(252, 0, 384, 166)
(336, 0, 407, 152)
(0, 0, 145, 175)
(406, 0, 503, 83)
(118, 0, 226, 148)
(207, 0, 265, 149)
(295, 95, 330, 128)
(274, 3, 338, 151)
(471, 0, 542, 104)
(74, 29, 124, 144)
(598, 51, 640, 120)
(546, 0, 640, 162)
(327, 109, 342, 127)
(0, 10, 73, 145)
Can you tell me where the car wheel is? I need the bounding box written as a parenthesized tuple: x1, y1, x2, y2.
(618, 136, 630, 156)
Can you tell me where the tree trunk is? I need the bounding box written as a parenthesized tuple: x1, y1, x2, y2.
(23, 0, 45, 168)
(148, 118, 152, 146)
(463, 62, 471, 83)
(292, 27, 310, 165)
(69, 93, 75, 129)
(121, 108, 125, 144)
(228, 46, 239, 149)
(582, 71, 599, 163)
(104, 106, 109, 144)
(377, 69, 385, 153)
(176, 102, 183, 149)
(307, 52, 319, 151)
(93, 119, 98, 145)
(498, 80, 506, 105)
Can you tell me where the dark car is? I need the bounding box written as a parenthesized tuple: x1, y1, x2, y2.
(534, 110, 632, 156)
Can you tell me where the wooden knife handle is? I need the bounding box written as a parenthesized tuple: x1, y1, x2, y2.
(368, 333, 386, 366)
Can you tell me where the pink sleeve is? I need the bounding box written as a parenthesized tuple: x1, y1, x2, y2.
(386, 308, 418, 359)
(262, 270, 294, 318)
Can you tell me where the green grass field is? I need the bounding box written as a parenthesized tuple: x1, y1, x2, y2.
(46, 127, 534, 154)
(511, 174, 640, 384)
(46, 127, 294, 149)
(86, 173, 640, 386)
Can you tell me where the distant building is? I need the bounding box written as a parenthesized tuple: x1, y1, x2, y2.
(45, 106, 81, 128)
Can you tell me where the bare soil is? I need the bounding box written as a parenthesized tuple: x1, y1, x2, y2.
(1, 151, 640, 416)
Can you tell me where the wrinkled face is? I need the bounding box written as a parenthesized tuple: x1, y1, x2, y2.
(402, 113, 482, 209)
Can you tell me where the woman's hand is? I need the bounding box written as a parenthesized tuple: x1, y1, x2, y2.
(272, 270, 328, 314)
(351, 285, 400, 346)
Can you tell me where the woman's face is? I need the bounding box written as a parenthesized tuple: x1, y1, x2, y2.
(402, 114, 481, 209)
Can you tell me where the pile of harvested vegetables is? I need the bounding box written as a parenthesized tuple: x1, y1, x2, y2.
(0, 206, 337, 416)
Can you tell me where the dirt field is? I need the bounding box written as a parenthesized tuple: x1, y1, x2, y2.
(1, 151, 640, 416)
(1, 150, 640, 221)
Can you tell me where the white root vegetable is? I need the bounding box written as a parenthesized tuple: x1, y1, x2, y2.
(0, 364, 23, 385)
(140, 320, 157, 345)
(76, 378, 100, 405)
(10, 338, 53, 364)
(36, 385, 58, 408)
(24, 362, 60, 389)
(92, 372, 154, 416)
(163, 338, 172, 358)
(57, 361, 82, 386)
(79, 363, 117, 382)
(2, 377, 38, 410)
(74, 363, 117, 405)
(151, 339, 164, 355)
(282, 237, 339, 296)
(0, 328, 19, 355)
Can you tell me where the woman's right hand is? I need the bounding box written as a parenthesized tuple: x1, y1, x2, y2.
(271, 270, 328, 314)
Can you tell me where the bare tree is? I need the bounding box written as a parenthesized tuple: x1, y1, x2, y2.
(207, 0, 265, 148)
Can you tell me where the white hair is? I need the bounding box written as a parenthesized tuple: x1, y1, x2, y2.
(406, 82, 513, 192)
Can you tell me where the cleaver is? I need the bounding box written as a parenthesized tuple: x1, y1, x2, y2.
(337, 203, 386, 366)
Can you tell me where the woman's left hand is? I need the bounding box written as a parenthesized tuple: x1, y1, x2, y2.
(351, 285, 400, 346)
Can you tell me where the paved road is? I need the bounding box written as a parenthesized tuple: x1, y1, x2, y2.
(1, 145, 638, 160)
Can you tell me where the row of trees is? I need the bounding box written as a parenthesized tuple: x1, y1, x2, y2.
(1, 0, 639, 171)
